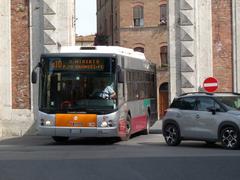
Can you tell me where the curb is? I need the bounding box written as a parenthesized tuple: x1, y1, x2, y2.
(149, 120, 162, 134)
(149, 129, 162, 134)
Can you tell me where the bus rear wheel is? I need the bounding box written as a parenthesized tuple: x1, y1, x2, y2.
(142, 115, 150, 135)
(52, 136, 69, 143)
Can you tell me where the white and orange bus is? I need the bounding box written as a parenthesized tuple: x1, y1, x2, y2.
(32, 46, 157, 142)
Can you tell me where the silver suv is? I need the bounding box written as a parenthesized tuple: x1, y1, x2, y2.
(162, 92, 240, 149)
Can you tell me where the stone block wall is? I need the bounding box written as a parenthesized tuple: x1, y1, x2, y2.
(169, 0, 235, 99)
(0, 0, 75, 137)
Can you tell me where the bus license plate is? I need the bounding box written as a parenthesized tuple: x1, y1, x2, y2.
(71, 129, 81, 134)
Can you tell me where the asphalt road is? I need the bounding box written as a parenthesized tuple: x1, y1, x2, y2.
(0, 134, 240, 180)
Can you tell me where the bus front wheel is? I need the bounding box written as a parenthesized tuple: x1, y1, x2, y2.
(120, 115, 132, 141)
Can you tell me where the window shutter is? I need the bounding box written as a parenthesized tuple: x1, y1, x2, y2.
(133, 6, 143, 19)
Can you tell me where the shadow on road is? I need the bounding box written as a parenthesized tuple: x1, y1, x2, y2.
(179, 142, 226, 150)
(0, 135, 122, 146)
(0, 133, 227, 150)
(0, 131, 149, 146)
(138, 141, 224, 150)
(50, 137, 120, 146)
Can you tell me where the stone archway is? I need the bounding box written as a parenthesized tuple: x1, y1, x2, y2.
(159, 82, 169, 118)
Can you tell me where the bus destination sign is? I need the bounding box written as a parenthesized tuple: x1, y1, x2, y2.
(50, 59, 105, 71)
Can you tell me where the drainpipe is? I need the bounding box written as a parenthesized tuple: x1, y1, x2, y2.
(111, 0, 114, 45)
(232, 0, 238, 92)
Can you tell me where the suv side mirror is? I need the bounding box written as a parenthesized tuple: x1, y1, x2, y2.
(207, 107, 216, 115)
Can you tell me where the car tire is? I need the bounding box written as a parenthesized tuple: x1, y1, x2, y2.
(163, 124, 181, 146)
(220, 126, 240, 150)
(52, 136, 69, 143)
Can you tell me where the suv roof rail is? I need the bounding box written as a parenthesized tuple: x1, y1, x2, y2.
(212, 92, 240, 95)
(179, 92, 213, 96)
(179, 92, 240, 97)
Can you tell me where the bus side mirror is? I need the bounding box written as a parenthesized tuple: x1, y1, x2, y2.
(31, 62, 41, 84)
(32, 70, 37, 84)
(117, 65, 124, 83)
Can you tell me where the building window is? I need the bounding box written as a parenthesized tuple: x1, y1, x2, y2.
(134, 47, 144, 53)
(160, 4, 167, 25)
(133, 6, 144, 27)
(115, 12, 118, 29)
(160, 46, 168, 66)
(104, 18, 108, 35)
(160, 82, 168, 91)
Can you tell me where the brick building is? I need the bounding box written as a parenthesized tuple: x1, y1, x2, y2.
(169, 0, 240, 99)
(0, 0, 75, 136)
(96, 0, 169, 118)
(76, 35, 96, 46)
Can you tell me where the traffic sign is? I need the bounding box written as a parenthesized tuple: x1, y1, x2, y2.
(203, 77, 218, 93)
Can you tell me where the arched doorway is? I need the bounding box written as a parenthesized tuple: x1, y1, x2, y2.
(159, 82, 169, 118)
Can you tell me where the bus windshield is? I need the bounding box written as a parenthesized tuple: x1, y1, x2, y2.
(40, 57, 117, 113)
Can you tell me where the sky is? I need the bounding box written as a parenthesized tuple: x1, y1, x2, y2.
(75, 0, 97, 36)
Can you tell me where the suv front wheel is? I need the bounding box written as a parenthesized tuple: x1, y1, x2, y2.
(163, 124, 181, 146)
(220, 126, 240, 150)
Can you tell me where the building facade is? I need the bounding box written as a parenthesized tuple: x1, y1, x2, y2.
(76, 35, 95, 46)
(0, 0, 75, 136)
(97, 0, 169, 118)
(169, 0, 240, 100)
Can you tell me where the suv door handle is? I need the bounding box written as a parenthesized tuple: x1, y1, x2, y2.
(196, 114, 200, 119)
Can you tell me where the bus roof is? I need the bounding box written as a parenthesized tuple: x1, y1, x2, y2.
(59, 46, 147, 60)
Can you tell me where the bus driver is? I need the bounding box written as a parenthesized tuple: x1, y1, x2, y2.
(91, 79, 116, 99)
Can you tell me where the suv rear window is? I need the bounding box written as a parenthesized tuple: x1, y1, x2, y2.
(215, 96, 240, 110)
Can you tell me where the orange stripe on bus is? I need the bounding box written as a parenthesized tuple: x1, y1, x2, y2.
(55, 114, 97, 127)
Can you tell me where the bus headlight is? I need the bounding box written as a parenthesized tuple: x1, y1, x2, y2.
(100, 116, 115, 128)
(101, 121, 108, 128)
(40, 119, 53, 126)
(108, 120, 113, 127)
(100, 120, 114, 128)
(45, 120, 51, 126)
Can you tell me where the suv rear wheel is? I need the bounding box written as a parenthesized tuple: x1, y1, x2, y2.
(163, 124, 181, 146)
(220, 126, 240, 150)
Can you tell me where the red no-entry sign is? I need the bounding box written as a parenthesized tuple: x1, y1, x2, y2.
(203, 77, 218, 93)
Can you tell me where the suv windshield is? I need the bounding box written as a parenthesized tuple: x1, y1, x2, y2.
(215, 95, 240, 111)
(39, 56, 117, 113)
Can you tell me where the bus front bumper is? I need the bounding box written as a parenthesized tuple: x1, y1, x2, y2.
(38, 126, 119, 137)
